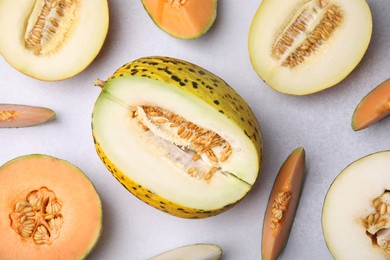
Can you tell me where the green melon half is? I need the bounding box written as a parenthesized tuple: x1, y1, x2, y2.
(92, 56, 262, 218)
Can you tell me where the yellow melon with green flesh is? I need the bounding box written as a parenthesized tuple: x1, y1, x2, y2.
(92, 56, 262, 218)
(352, 79, 390, 131)
(0, 154, 102, 260)
(0, 0, 109, 81)
(248, 0, 372, 95)
(322, 151, 390, 259)
(150, 244, 222, 260)
(141, 0, 217, 39)
(0, 104, 55, 128)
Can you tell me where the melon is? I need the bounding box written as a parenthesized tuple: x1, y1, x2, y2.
(92, 56, 262, 218)
(0, 104, 55, 128)
(0, 154, 102, 260)
(322, 151, 390, 259)
(352, 78, 390, 131)
(150, 244, 222, 260)
(262, 147, 306, 260)
(0, 0, 109, 81)
(141, 0, 217, 39)
(248, 0, 372, 95)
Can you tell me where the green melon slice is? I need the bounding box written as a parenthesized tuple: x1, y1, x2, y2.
(149, 244, 222, 260)
(92, 56, 262, 218)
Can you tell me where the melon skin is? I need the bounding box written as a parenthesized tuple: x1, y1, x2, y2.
(92, 56, 263, 218)
(0, 154, 102, 260)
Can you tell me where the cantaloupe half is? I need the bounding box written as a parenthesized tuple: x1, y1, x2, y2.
(0, 104, 55, 128)
(0, 154, 102, 260)
(322, 151, 390, 259)
(248, 0, 372, 95)
(141, 0, 217, 39)
(0, 0, 109, 81)
(92, 56, 262, 218)
(352, 78, 390, 131)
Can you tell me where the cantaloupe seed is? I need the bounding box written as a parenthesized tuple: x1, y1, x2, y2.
(362, 191, 390, 254)
(0, 110, 18, 121)
(167, 0, 188, 9)
(25, 0, 79, 55)
(269, 191, 291, 230)
(272, 0, 343, 68)
(132, 105, 233, 182)
(10, 187, 63, 244)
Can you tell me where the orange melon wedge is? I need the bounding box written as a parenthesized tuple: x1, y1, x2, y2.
(0, 104, 55, 128)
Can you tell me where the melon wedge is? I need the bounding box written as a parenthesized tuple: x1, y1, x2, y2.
(248, 0, 372, 95)
(149, 244, 222, 260)
(0, 104, 55, 128)
(322, 151, 390, 259)
(141, 0, 217, 39)
(0, 0, 109, 81)
(352, 78, 390, 131)
(0, 154, 102, 260)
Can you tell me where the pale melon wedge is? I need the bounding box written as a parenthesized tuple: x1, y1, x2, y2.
(149, 244, 222, 260)
(0, 0, 109, 81)
(249, 0, 372, 95)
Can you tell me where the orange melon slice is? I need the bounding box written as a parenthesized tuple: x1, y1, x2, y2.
(0, 154, 102, 260)
(0, 104, 55, 128)
(352, 78, 390, 131)
(141, 0, 217, 39)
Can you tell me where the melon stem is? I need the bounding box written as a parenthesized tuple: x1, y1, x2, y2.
(94, 79, 105, 88)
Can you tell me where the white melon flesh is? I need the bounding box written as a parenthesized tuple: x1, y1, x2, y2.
(149, 244, 222, 260)
(249, 0, 372, 95)
(92, 76, 259, 211)
(0, 0, 108, 81)
(322, 151, 390, 259)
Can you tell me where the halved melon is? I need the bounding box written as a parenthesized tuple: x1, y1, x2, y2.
(92, 56, 262, 218)
(141, 0, 217, 39)
(248, 0, 372, 95)
(0, 104, 55, 128)
(262, 147, 305, 260)
(322, 151, 390, 259)
(0, 154, 102, 260)
(0, 0, 109, 81)
(150, 244, 222, 260)
(352, 78, 390, 131)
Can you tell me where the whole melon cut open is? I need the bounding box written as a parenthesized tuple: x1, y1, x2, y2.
(141, 0, 217, 39)
(0, 0, 109, 81)
(248, 0, 372, 95)
(92, 56, 262, 218)
(0, 154, 102, 260)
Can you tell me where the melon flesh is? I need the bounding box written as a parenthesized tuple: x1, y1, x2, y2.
(0, 0, 109, 80)
(322, 151, 390, 259)
(248, 0, 372, 95)
(92, 75, 259, 212)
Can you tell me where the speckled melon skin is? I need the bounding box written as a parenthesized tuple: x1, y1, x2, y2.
(94, 56, 263, 218)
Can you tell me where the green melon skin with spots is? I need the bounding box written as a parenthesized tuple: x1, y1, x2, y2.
(92, 56, 263, 218)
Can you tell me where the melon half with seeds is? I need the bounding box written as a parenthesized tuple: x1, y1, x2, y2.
(92, 56, 262, 218)
(322, 151, 390, 259)
(0, 0, 109, 81)
(249, 0, 372, 95)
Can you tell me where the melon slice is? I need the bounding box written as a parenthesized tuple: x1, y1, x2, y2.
(92, 56, 262, 218)
(141, 0, 217, 39)
(150, 244, 222, 260)
(352, 78, 390, 131)
(322, 151, 390, 259)
(0, 104, 55, 128)
(262, 147, 305, 260)
(0, 154, 102, 260)
(248, 0, 372, 95)
(0, 0, 109, 81)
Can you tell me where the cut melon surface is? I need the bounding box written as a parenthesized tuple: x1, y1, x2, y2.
(0, 104, 55, 128)
(92, 56, 262, 218)
(248, 0, 372, 95)
(0, 0, 109, 81)
(149, 244, 222, 260)
(322, 151, 390, 259)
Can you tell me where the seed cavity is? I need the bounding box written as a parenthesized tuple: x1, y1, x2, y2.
(269, 191, 291, 230)
(9, 187, 63, 244)
(167, 0, 187, 8)
(24, 0, 79, 55)
(132, 105, 233, 181)
(272, 0, 343, 68)
(0, 110, 18, 121)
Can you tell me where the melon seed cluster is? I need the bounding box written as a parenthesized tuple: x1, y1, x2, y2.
(269, 191, 291, 230)
(25, 0, 78, 55)
(133, 105, 232, 181)
(0, 110, 17, 121)
(9, 187, 63, 244)
(272, 0, 343, 68)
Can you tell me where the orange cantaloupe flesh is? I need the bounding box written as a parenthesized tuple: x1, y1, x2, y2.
(142, 0, 217, 39)
(0, 104, 55, 128)
(352, 78, 390, 131)
(0, 154, 102, 260)
(262, 147, 305, 260)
